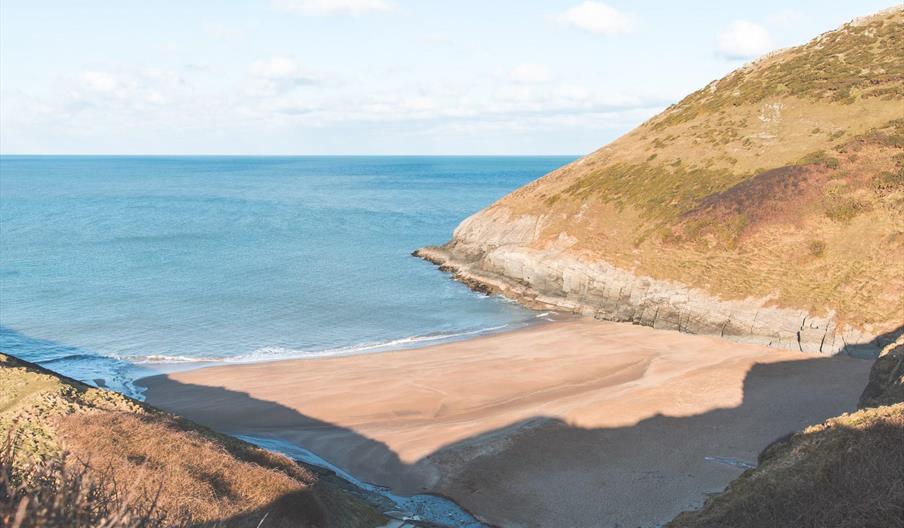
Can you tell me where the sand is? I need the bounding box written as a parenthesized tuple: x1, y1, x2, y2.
(141, 319, 872, 527)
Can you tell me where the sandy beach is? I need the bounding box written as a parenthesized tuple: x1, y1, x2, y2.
(141, 319, 872, 527)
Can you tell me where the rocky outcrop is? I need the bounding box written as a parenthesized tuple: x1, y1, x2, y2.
(415, 210, 888, 356)
(666, 319, 904, 528)
(860, 336, 904, 408)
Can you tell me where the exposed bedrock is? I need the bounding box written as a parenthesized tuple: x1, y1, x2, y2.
(416, 209, 891, 356)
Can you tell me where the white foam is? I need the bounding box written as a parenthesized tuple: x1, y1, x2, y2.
(126, 323, 516, 366)
(224, 324, 513, 363)
(130, 354, 222, 364)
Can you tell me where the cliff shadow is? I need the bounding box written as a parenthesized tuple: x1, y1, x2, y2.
(4, 322, 894, 527)
(137, 347, 878, 528)
(841, 323, 904, 358)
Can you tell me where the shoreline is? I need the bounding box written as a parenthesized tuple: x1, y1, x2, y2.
(140, 318, 872, 527)
(131, 312, 565, 374)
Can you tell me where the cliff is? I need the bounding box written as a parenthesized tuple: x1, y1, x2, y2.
(0, 354, 386, 527)
(417, 7, 904, 355)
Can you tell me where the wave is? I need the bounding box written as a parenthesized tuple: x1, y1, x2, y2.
(127, 323, 516, 365)
(128, 354, 223, 364)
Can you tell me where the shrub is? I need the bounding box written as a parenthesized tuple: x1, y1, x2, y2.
(872, 169, 904, 194)
(825, 197, 868, 222)
(798, 150, 840, 169)
(808, 240, 826, 257)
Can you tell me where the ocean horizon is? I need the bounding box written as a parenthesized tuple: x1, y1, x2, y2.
(0, 155, 575, 397)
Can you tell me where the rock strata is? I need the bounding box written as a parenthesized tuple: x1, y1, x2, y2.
(415, 209, 889, 356)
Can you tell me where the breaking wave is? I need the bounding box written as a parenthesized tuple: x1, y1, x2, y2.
(128, 323, 516, 365)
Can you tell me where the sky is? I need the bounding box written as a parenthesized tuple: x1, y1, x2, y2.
(0, 0, 895, 155)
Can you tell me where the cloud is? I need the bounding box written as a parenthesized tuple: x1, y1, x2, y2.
(79, 71, 122, 94)
(3, 54, 673, 154)
(504, 64, 553, 84)
(272, 0, 394, 16)
(555, 2, 634, 36)
(717, 20, 774, 59)
(249, 57, 315, 80)
(246, 57, 320, 96)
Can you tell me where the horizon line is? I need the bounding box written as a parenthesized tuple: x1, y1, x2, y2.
(0, 153, 584, 158)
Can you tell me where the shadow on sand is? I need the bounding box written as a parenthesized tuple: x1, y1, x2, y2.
(3, 325, 900, 527)
(136, 327, 902, 527)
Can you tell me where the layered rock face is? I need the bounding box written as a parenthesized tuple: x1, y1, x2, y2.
(417, 8, 904, 356)
(416, 213, 870, 355)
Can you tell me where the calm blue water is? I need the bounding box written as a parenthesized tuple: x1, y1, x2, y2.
(0, 156, 574, 396)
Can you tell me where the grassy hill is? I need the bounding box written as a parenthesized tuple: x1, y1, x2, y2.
(0, 354, 385, 527)
(422, 7, 903, 342)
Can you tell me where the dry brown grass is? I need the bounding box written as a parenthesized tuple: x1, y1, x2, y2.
(56, 412, 327, 527)
(0, 354, 384, 528)
(667, 404, 904, 528)
(860, 338, 904, 409)
(1, 438, 179, 528)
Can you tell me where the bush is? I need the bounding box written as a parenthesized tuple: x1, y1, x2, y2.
(808, 240, 826, 257)
(798, 150, 840, 169)
(872, 169, 904, 194)
(825, 197, 868, 222)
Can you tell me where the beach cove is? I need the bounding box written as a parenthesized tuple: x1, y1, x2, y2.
(141, 318, 872, 527)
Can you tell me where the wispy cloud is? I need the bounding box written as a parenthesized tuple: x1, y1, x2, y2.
(503, 64, 553, 84)
(717, 20, 775, 60)
(272, 0, 394, 16)
(554, 2, 634, 36)
(246, 57, 321, 96)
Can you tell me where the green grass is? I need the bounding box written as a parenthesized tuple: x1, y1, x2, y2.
(563, 161, 745, 223)
(651, 11, 904, 130)
(797, 150, 840, 168)
(824, 196, 869, 222)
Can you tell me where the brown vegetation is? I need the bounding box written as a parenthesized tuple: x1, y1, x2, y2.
(860, 337, 904, 409)
(2, 440, 176, 528)
(0, 354, 384, 528)
(667, 403, 904, 528)
(652, 8, 904, 129)
(668, 336, 904, 528)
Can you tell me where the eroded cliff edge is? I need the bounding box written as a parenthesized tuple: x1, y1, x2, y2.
(416, 229, 871, 355)
(416, 8, 904, 355)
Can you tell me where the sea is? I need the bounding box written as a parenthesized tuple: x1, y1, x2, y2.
(0, 155, 575, 398)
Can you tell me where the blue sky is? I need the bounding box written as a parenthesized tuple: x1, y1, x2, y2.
(0, 1, 894, 155)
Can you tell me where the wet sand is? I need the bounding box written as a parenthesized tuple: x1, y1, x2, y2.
(141, 319, 871, 527)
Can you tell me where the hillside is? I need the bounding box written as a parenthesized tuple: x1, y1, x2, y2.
(667, 335, 904, 527)
(417, 7, 904, 353)
(0, 354, 385, 527)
